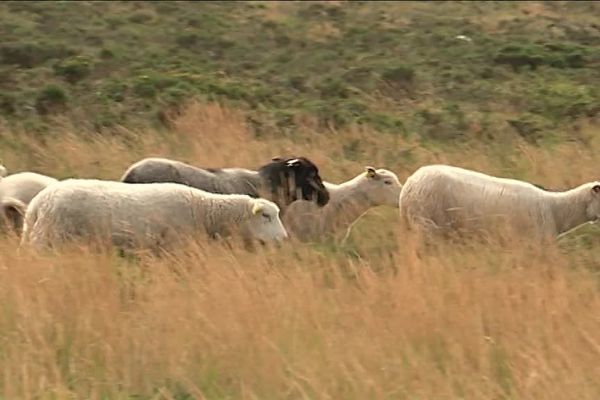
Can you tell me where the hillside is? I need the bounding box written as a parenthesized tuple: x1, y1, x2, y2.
(0, 1, 598, 143)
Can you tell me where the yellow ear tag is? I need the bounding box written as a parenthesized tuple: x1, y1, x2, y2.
(252, 202, 263, 215)
(365, 166, 377, 178)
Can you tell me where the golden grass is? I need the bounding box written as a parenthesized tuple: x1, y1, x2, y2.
(1, 101, 600, 399)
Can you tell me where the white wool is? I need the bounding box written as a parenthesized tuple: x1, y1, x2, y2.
(0, 172, 59, 233)
(21, 179, 288, 252)
(399, 164, 600, 240)
(284, 168, 402, 241)
(0, 172, 58, 204)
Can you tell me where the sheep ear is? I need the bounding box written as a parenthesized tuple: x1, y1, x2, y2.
(365, 166, 377, 178)
(251, 201, 263, 215)
(592, 185, 600, 194)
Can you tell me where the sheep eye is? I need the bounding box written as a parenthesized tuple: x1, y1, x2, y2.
(384, 181, 392, 185)
(261, 212, 272, 221)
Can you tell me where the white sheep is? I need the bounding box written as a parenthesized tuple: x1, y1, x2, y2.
(0, 171, 58, 234)
(20, 179, 288, 253)
(399, 164, 600, 241)
(283, 167, 402, 241)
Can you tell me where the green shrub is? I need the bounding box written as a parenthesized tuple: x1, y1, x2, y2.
(0, 92, 17, 115)
(506, 113, 548, 144)
(302, 98, 369, 129)
(35, 85, 68, 115)
(494, 42, 591, 71)
(342, 67, 376, 90)
(493, 44, 544, 71)
(200, 80, 249, 101)
(175, 33, 198, 49)
(53, 55, 93, 84)
(542, 43, 588, 68)
(528, 81, 597, 120)
(359, 113, 406, 134)
(99, 48, 115, 59)
(381, 65, 415, 83)
(0, 42, 75, 68)
(93, 111, 121, 130)
(132, 76, 157, 98)
(132, 74, 183, 99)
(160, 83, 194, 106)
(288, 75, 307, 91)
(128, 11, 155, 24)
(317, 78, 349, 99)
(415, 104, 470, 141)
(104, 81, 128, 102)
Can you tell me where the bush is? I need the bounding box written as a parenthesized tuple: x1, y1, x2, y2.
(104, 81, 128, 102)
(317, 78, 349, 99)
(99, 48, 115, 59)
(381, 65, 415, 83)
(288, 75, 307, 91)
(132, 73, 182, 99)
(128, 11, 155, 24)
(175, 33, 198, 49)
(0, 92, 17, 115)
(0, 42, 75, 68)
(302, 98, 369, 129)
(93, 110, 121, 130)
(494, 45, 544, 71)
(35, 85, 68, 115)
(53, 55, 93, 84)
(160, 83, 194, 106)
(506, 113, 548, 144)
(359, 113, 406, 134)
(494, 42, 590, 71)
(132, 76, 157, 98)
(342, 67, 376, 90)
(528, 82, 597, 120)
(416, 104, 470, 141)
(542, 43, 588, 68)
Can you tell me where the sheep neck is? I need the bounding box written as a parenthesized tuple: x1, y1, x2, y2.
(548, 185, 593, 236)
(325, 177, 373, 229)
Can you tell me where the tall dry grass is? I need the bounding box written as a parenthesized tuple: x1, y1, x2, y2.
(1, 102, 600, 399)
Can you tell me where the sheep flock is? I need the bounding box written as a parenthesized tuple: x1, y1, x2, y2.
(2, 155, 599, 256)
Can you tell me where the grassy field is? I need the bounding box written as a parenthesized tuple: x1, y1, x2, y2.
(1, 1, 600, 399)
(1, 102, 600, 399)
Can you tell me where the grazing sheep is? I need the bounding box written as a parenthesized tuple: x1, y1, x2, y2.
(0, 171, 58, 234)
(283, 167, 402, 241)
(399, 164, 600, 241)
(20, 179, 288, 253)
(119, 156, 330, 213)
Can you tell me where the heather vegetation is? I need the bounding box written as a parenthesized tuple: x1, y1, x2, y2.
(0, 1, 598, 142)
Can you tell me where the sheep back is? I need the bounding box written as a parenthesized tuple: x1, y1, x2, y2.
(120, 157, 261, 197)
(21, 179, 261, 251)
(399, 164, 556, 237)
